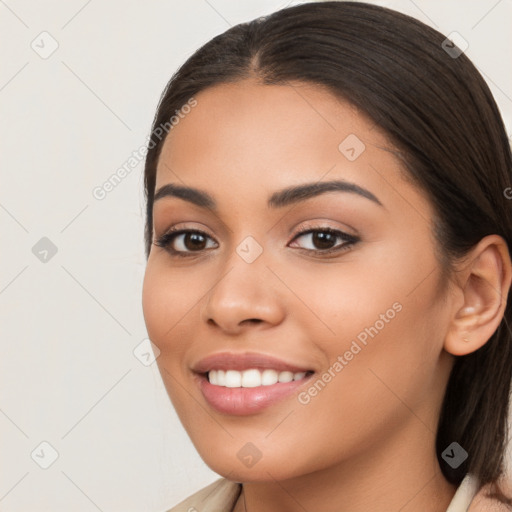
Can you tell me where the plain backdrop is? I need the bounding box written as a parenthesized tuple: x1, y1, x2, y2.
(1, 1, 511, 510)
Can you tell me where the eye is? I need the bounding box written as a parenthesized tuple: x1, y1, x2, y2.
(289, 227, 358, 255)
(153, 228, 217, 257)
(154, 225, 359, 258)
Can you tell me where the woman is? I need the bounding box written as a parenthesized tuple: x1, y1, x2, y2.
(141, 2, 512, 510)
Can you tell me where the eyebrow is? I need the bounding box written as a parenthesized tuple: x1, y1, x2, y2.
(153, 180, 383, 210)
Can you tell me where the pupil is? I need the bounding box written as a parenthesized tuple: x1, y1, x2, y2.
(185, 233, 206, 250)
(313, 232, 335, 249)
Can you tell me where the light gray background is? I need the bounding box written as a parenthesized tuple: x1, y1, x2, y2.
(1, 1, 511, 510)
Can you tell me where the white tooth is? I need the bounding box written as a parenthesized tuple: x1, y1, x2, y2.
(278, 371, 294, 383)
(261, 369, 279, 385)
(241, 369, 262, 388)
(217, 370, 226, 386)
(209, 370, 218, 385)
(225, 370, 242, 388)
(208, 368, 308, 387)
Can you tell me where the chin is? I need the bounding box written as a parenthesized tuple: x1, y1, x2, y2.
(198, 448, 306, 483)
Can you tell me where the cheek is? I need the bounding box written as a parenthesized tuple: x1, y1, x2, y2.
(141, 263, 198, 409)
(141, 260, 202, 344)
(141, 265, 170, 342)
(290, 231, 440, 335)
(287, 244, 444, 395)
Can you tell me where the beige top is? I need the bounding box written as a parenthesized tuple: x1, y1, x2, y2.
(165, 472, 481, 512)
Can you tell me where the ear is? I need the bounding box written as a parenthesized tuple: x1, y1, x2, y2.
(444, 234, 512, 357)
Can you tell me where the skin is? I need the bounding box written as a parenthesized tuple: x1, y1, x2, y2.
(142, 79, 511, 512)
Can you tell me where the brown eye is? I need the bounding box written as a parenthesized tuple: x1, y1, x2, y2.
(311, 231, 337, 250)
(181, 232, 208, 251)
(290, 227, 359, 255)
(154, 229, 218, 255)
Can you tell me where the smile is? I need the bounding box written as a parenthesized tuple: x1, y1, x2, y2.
(207, 368, 313, 387)
(195, 371, 315, 416)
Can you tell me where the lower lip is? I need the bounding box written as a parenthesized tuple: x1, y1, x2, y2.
(195, 373, 314, 416)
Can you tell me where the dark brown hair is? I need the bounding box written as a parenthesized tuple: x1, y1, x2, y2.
(142, 1, 512, 502)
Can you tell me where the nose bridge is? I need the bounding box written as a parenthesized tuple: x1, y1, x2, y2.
(200, 235, 284, 331)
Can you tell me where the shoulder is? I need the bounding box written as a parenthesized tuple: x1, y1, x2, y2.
(446, 473, 480, 512)
(447, 472, 512, 511)
(163, 477, 242, 512)
(467, 474, 512, 512)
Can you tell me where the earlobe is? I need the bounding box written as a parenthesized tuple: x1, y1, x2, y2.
(444, 235, 512, 357)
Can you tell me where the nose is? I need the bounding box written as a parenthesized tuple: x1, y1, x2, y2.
(200, 252, 286, 335)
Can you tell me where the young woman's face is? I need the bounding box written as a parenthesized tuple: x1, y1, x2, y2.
(142, 80, 457, 481)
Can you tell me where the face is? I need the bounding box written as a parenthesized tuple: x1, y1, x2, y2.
(142, 79, 456, 482)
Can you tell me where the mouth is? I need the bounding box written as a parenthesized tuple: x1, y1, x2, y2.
(193, 370, 315, 415)
(204, 368, 315, 388)
(191, 351, 316, 415)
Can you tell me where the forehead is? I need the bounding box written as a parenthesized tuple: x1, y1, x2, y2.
(154, 79, 430, 222)
(158, 81, 386, 179)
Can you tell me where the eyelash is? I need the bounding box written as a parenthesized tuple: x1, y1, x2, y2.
(153, 225, 359, 259)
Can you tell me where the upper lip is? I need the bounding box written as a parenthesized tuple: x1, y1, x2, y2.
(192, 352, 314, 374)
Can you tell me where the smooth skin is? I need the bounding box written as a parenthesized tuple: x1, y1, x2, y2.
(142, 78, 511, 512)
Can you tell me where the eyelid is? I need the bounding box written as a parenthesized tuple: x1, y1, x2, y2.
(154, 222, 216, 241)
(290, 218, 359, 238)
(291, 225, 355, 240)
(154, 221, 351, 244)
